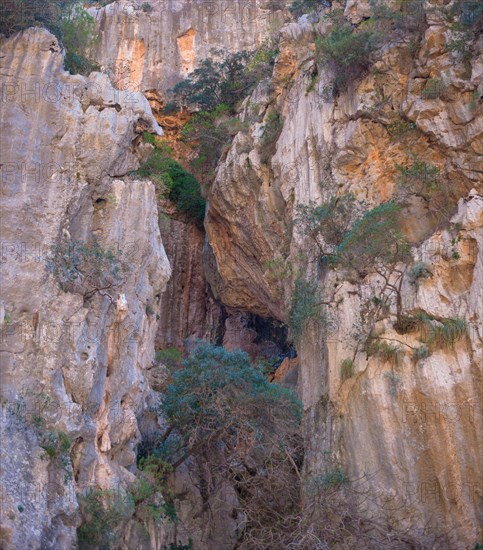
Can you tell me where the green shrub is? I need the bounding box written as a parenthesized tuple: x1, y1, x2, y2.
(60, 3, 99, 75)
(448, 0, 483, 28)
(340, 359, 355, 381)
(77, 489, 132, 550)
(180, 104, 246, 181)
(426, 318, 467, 348)
(140, 2, 153, 12)
(131, 454, 177, 526)
(47, 236, 127, 297)
(365, 339, 401, 364)
(336, 201, 410, 273)
(170, 45, 276, 114)
(39, 429, 72, 460)
(383, 371, 401, 397)
(143, 132, 156, 145)
(155, 348, 182, 368)
(396, 155, 439, 192)
(289, 279, 324, 342)
(320, 468, 348, 489)
(295, 193, 360, 259)
(0, 1, 99, 75)
(259, 111, 283, 163)
(171, 52, 251, 112)
(161, 341, 301, 469)
(0, 0, 67, 38)
(409, 262, 431, 284)
(387, 117, 416, 138)
(315, 11, 381, 93)
(421, 78, 444, 100)
(289, 0, 326, 19)
(413, 344, 430, 360)
(135, 150, 206, 225)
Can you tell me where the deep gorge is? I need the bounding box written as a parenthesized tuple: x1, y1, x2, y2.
(0, 1, 481, 549)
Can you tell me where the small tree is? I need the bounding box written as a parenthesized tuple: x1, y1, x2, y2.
(315, 11, 381, 93)
(77, 489, 132, 550)
(59, 3, 99, 75)
(135, 148, 206, 225)
(161, 341, 301, 468)
(289, 0, 327, 19)
(0, 1, 99, 75)
(160, 341, 302, 547)
(47, 236, 127, 298)
(295, 193, 361, 259)
(289, 278, 325, 342)
(336, 201, 409, 273)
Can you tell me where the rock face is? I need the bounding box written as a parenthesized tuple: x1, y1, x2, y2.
(0, 29, 170, 549)
(155, 215, 222, 349)
(1, 1, 482, 548)
(204, 5, 483, 547)
(89, 0, 291, 93)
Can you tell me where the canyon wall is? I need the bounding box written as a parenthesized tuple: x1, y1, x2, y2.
(89, 0, 290, 93)
(204, 4, 482, 547)
(0, 28, 170, 549)
(0, 0, 482, 548)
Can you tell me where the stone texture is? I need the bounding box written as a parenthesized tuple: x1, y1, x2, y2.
(0, 28, 170, 549)
(156, 215, 222, 350)
(204, 5, 483, 546)
(89, 0, 291, 93)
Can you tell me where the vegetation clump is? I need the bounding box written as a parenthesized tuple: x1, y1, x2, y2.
(161, 341, 301, 468)
(135, 147, 206, 226)
(0, 1, 99, 75)
(289, 279, 324, 342)
(158, 342, 302, 546)
(315, 11, 381, 94)
(295, 192, 361, 260)
(340, 358, 355, 381)
(426, 318, 467, 348)
(365, 339, 402, 364)
(396, 155, 439, 193)
(409, 262, 431, 284)
(259, 111, 283, 163)
(170, 44, 277, 114)
(289, 0, 327, 19)
(335, 201, 410, 274)
(47, 236, 127, 298)
(77, 489, 132, 550)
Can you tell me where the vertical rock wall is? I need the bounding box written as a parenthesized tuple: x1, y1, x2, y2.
(0, 29, 170, 549)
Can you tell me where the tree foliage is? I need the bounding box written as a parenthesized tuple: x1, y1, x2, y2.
(289, 279, 324, 342)
(77, 489, 132, 550)
(295, 192, 361, 258)
(170, 44, 278, 113)
(315, 11, 382, 93)
(158, 341, 302, 547)
(336, 201, 410, 273)
(0, 0, 99, 75)
(135, 148, 206, 226)
(289, 0, 329, 19)
(161, 341, 301, 469)
(47, 236, 127, 297)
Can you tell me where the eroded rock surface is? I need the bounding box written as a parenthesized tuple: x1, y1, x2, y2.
(89, 0, 291, 93)
(205, 5, 483, 546)
(0, 29, 170, 549)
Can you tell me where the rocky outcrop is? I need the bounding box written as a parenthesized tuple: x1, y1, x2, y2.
(155, 216, 222, 350)
(204, 4, 482, 546)
(89, 0, 291, 93)
(0, 28, 170, 549)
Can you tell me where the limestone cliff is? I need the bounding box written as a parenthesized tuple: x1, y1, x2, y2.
(204, 3, 483, 547)
(0, 29, 170, 549)
(1, 1, 482, 549)
(89, 0, 290, 93)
